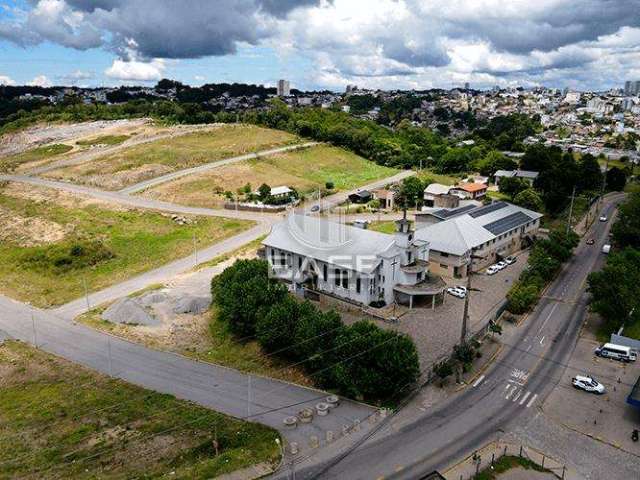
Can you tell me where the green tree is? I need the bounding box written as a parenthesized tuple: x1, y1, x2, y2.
(211, 259, 287, 337)
(499, 177, 529, 198)
(612, 192, 640, 249)
(513, 188, 543, 212)
(506, 282, 540, 314)
(257, 183, 271, 201)
(325, 181, 335, 190)
(476, 150, 517, 176)
(256, 295, 299, 354)
(588, 248, 640, 335)
(606, 166, 627, 192)
(578, 153, 603, 192)
(433, 360, 454, 386)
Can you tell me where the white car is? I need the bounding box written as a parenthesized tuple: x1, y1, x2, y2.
(496, 261, 508, 270)
(447, 287, 466, 299)
(572, 375, 606, 394)
(599, 215, 607, 222)
(486, 265, 500, 275)
(454, 285, 468, 295)
(505, 256, 516, 265)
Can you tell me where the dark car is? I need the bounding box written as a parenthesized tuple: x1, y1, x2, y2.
(586, 238, 595, 245)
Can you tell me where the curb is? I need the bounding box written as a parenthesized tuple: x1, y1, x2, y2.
(455, 343, 504, 393)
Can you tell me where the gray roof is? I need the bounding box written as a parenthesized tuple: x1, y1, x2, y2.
(494, 169, 539, 179)
(415, 202, 543, 256)
(263, 214, 396, 274)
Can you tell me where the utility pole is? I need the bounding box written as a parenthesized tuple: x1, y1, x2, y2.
(31, 311, 37, 348)
(566, 185, 576, 237)
(460, 260, 472, 345)
(82, 277, 90, 311)
(193, 232, 198, 266)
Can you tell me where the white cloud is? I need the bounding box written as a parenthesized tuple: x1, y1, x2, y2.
(105, 58, 166, 81)
(0, 75, 16, 86)
(27, 74, 52, 87)
(194, 75, 205, 82)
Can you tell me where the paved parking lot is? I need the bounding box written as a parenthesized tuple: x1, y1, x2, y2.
(340, 251, 530, 368)
(542, 332, 640, 455)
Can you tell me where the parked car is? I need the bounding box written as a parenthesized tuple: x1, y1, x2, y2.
(486, 265, 500, 275)
(595, 343, 637, 362)
(586, 238, 595, 245)
(505, 256, 516, 265)
(599, 215, 607, 222)
(310, 205, 320, 212)
(446, 287, 466, 299)
(496, 261, 508, 270)
(602, 244, 611, 254)
(454, 285, 468, 295)
(572, 375, 606, 394)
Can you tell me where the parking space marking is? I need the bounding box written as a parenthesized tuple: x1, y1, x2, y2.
(505, 385, 518, 400)
(526, 393, 538, 408)
(519, 391, 531, 405)
(512, 390, 522, 402)
(472, 375, 485, 387)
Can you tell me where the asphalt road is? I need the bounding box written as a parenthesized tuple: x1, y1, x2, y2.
(292, 194, 626, 480)
(119, 142, 319, 194)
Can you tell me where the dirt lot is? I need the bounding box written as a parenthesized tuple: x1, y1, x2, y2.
(0, 340, 280, 480)
(542, 312, 640, 456)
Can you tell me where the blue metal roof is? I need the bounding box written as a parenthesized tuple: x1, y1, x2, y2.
(628, 375, 640, 409)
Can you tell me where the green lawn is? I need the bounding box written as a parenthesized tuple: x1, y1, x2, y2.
(473, 455, 552, 480)
(487, 190, 511, 201)
(143, 144, 400, 209)
(369, 220, 402, 234)
(541, 196, 591, 231)
(0, 341, 280, 480)
(598, 158, 640, 175)
(417, 169, 460, 186)
(46, 124, 300, 190)
(0, 143, 73, 172)
(76, 134, 130, 146)
(0, 184, 252, 307)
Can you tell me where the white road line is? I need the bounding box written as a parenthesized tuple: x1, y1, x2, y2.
(472, 375, 485, 387)
(540, 336, 545, 346)
(505, 386, 518, 400)
(505, 384, 511, 391)
(526, 394, 538, 408)
(519, 392, 531, 405)
(538, 303, 559, 334)
(512, 391, 522, 402)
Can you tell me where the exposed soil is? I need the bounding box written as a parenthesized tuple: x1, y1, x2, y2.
(0, 204, 70, 246)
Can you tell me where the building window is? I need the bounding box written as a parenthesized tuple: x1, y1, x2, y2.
(440, 264, 449, 269)
(356, 277, 361, 294)
(407, 252, 412, 263)
(298, 256, 302, 268)
(334, 269, 340, 287)
(441, 252, 449, 257)
(342, 270, 348, 289)
(417, 271, 423, 281)
(323, 264, 328, 281)
(280, 253, 286, 266)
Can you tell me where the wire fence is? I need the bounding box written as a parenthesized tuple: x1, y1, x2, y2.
(445, 441, 570, 480)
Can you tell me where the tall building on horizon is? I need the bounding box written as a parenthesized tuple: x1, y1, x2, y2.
(624, 80, 640, 96)
(277, 79, 290, 97)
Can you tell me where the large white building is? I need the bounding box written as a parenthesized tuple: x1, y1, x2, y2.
(277, 79, 290, 97)
(263, 201, 542, 308)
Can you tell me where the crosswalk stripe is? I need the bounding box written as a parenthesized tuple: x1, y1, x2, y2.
(512, 391, 522, 402)
(519, 392, 531, 405)
(472, 375, 485, 387)
(526, 393, 538, 408)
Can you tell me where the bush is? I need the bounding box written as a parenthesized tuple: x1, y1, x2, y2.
(506, 282, 540, 314)
(256, 296, 300, 354)
(433, 360, 454, 385)
(20, 240, 115, 273)
(211, 259, 287, 337)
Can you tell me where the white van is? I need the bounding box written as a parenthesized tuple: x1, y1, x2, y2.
(595, 343, 637, 362)
(602, 244, 611, 254)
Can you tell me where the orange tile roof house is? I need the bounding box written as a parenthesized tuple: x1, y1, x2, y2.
(451, 182, 487, 199)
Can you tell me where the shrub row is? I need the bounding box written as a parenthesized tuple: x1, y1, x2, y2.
(506, 230, 579, 314)
(211, 259, 420, 404)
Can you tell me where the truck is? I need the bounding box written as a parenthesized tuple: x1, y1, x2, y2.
(602, 244, 611, 254)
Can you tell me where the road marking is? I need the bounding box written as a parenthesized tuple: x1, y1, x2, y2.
(512, 390, 522, 402)
(472, 375, 485, 387)
(519, 391, 531, 405)
(505, 384, 511, 391)
(538, 303, 559, 333)
(506, 386, 518, 400)
(540, 336, 545, 346)
(526, 344, 532, 352)
(526, 394, 538, 408)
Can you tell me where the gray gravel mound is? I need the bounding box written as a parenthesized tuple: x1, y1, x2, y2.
(102, 298, 159, 326)
(137, 291, 168, 307)
(173, 295, 210, 315)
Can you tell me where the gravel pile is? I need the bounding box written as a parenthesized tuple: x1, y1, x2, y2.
(173, 295, 210, 315)
(137, 291, 168, 307)
(102, 298, 160, 326)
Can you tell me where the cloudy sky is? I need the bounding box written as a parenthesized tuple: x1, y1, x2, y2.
(0, 0, 639, 91)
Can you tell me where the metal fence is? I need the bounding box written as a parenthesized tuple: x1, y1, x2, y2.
(448, 441, 569, 480)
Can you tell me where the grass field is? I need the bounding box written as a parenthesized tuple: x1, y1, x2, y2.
(0, 340, 280, 480)
(417, 169, 460, 186)
(0, 143, 73, 173)
(598, 158, 640, 175)
(45, 124, 300, 190)
(369, 220, 400, 234)
(76, 134, 130, 146)
(0, 182, 252, 307)
(473, 455, 553, 480)
(143, 144, 399, 209)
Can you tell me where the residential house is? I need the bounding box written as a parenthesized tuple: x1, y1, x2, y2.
(348, 190, 372, 204)
(449, 182, 487, 200)
(493, 170, 539, 186)
(371, 189, 395, 210)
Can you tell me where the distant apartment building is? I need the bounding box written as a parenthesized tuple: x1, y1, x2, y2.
(624, 81, 640, 96)
(277, 79, 290, 97)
